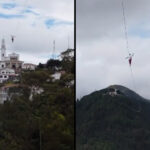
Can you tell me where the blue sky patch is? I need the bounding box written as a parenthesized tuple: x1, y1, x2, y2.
(129, 27, 150, 38)
(45, 19, 73, 29)
(22, 9, 40, 16)
(41, 54, 60, 59)
(2, 3, 17, 9)
(0, 13, 24, 19)
(45, 19, 55, 28)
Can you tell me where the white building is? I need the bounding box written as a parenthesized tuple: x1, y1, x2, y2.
(61, 49, 74, 60)
(0, 39, 23, 71)
(51, 71, 66, 81)
(0, 68, 15, 75)
(22, 63, 37, 70)
(0, 68, 17, 83)
(0, 38, 37, 83)
(51, 72, 61, 81)
(0, 39, 24, 83)
(0, 74, 9, 83)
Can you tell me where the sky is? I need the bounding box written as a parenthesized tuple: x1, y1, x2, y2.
(0, 0, 74, 64)
(77, 0, 150, 99)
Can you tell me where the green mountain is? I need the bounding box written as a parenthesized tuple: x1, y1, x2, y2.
(76, 85, 150, 150)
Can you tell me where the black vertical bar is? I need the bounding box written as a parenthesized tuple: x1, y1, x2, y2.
(74, 0, 76, 149)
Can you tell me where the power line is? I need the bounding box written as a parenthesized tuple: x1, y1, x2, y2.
(129, 65, 137, 92)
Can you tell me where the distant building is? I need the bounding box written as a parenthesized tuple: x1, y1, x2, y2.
(51, 72, 61, 81)
(0, 74, 9, 83)
(0, 38, 36, 83)
(0, 39, 23, 72)
(61, 49, 74, 60)
(108, 89, 120, 97)
(51, 71, 66, 81)
(22, 63, 37, 70)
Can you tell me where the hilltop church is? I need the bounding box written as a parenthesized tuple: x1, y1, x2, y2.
(0, 39, 36, 83)
(0, 39, 23, 70)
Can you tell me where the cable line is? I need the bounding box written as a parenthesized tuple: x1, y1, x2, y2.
(121, 0, 142, 112)
(121, 0, 130, 54)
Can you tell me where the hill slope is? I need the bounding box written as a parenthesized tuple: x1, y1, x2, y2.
(0, 52, 74, 150)
(76, 85, 150, 150)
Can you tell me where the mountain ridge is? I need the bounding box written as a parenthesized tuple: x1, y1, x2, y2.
(76, 84, 150, 150)
(108, 84, 148, 101)
(80, 84, 149, 103)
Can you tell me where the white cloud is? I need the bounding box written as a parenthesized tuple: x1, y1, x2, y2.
(0, 0, 74, 65)
(77, 0, 150, 99)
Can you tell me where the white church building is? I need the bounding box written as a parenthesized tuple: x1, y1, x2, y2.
(0, 39, 23, 69)
(0, 39, 36, 83)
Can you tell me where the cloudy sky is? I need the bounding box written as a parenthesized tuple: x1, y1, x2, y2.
(0, 0, 74, 64)
(77, 0, 150, 99)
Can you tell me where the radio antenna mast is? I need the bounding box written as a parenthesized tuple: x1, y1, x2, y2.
(68, 35, 70, 49)
(53, 40, 55, 59)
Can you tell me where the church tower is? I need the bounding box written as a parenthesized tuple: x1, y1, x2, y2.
(1, 39, 6, 61)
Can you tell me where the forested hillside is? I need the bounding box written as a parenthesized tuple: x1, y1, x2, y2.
(76, 85, 150, 150)
(0, 49, 74, 150)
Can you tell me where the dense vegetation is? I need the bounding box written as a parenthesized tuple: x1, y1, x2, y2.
(0, 50, 74, 150)
(76, 85, 150, 150)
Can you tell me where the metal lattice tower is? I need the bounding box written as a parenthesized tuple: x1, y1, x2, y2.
(52, 40, 55, 59)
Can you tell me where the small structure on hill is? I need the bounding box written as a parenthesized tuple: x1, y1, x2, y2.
(51, 71, 66, 81)
(22, 63, 37, 70)
(61, 49, 74, 60)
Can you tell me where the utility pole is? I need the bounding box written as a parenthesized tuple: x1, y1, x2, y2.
(40, 128, 42, 150)
(39, 119, 42, 150)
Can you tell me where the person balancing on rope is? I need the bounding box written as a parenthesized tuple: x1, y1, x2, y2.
(126, 53, 134, 66)
(11, 35, 16, 43)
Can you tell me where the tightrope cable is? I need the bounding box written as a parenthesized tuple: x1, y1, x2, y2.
(129, 66, 137, 92)
(121, 0, 140, 106)
(121, 0, 130, 54)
